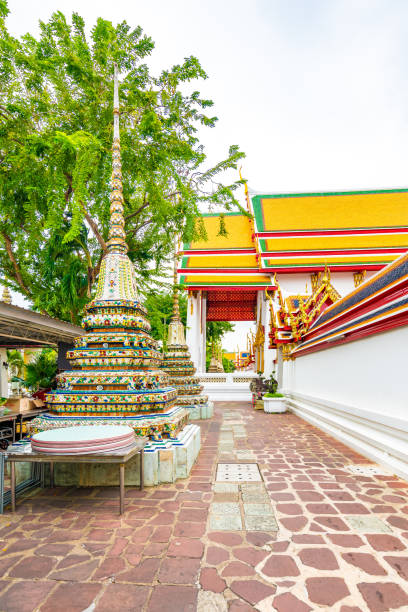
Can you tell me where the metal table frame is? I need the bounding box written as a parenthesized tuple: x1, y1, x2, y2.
(0, 453, 42, 514)
(6, 439, 147, 515)
(0, 413, 17, 444)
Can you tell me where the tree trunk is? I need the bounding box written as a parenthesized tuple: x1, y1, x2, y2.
(1, 232, 31, 296)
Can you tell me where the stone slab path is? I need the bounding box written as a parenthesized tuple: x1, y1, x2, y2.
(1, 401, 408, 611)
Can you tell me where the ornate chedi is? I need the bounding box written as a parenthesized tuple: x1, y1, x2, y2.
(31, 66, 188, 441)
(1, 285, 11, 304)
(161, 253, 213, 420)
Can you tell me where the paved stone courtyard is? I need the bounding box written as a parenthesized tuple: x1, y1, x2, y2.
(1, 401, 408, 611)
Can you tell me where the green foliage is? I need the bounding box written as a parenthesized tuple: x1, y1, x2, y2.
(24, 348, 57, 391)
(205, 321, 235, 371)
(217, 213, 228, 237)
(263, 392, 284, 398)
(144, 290, 187, 348)
(206, 321, 234, 343)
(222, 355, 235, 373)
(0, 5, 245, 320)
(263, 372, 279, 394)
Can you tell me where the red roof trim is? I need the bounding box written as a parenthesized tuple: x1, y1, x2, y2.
(182, 248, 256, 255)
(182, 286, 276, 291)
(177, 268, 262, 274)
(261, 248, 406, 258)
(257, 227, 408, 238)
(260, 264, 384, 273)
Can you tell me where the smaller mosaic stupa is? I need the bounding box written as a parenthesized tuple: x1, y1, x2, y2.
(1, 285, 11, 304)
(161, 252, 213, 420)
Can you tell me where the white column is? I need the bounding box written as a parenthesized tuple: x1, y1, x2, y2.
(186, 291, 201, 371)
(276, 346, 283, 389)
(0, 348, 9, 397)
(198, 292, 207, 372)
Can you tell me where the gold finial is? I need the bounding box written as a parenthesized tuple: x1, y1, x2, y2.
(239, 166, 249, 197)
(106, 63, 128, 255)
(1, 286, 11, 304)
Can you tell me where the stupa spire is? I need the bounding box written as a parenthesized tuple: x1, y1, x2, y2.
(167, 239, 185, 345)
(171, 241, 180, 321)
(94, 65, 138, 302)
(106, 63, 128, 255)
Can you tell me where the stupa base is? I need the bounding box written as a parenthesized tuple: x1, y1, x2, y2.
(183, 401, 214, 420)
(28, 406, 189, 441)
(45, 424, 201, 488)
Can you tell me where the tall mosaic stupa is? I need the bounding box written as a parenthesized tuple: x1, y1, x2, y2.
(32, 66, 188, 440)
(161, 253, 213, 420)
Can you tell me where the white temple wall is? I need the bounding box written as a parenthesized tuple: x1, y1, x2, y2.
(186, 291, 207, 373)
(283, 326, 408, 479)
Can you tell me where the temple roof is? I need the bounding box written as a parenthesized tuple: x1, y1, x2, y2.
(253, 189, 408, 272)
(179, 189, 408, 285)
(184, 213, 254, 251)
(180, 212, 271, 289)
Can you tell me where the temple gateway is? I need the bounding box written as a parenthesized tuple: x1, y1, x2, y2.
(180, 187, 408, 479)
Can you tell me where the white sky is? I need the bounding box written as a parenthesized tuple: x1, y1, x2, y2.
(5, 0, 408, 349)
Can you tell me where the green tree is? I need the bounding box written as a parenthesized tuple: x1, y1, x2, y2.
(0, 4, 245, 320)
(206, 321, 235, 343)
(222, 353, 235, 373)
(24, 348, 57, 391)
(205, 320, 235, 371)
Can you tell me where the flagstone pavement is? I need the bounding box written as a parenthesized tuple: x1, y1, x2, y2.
(1, 401, 408, 611)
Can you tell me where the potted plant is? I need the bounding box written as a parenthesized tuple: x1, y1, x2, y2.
(250, 372, 268, 410)
(262, 372, 286, 413)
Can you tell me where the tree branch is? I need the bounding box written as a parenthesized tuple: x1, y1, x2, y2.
(79, 201, 107, 254)
(127, 218, 153, 237)
(124, 200, 150, 222)
(64, 173, 107, 253)
(1, 232, 31, 296)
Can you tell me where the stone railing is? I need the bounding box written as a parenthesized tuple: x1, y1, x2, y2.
(232, 375, 256, 383)
(198, 376, 227, 383)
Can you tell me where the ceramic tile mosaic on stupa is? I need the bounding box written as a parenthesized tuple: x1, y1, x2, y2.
(30, 65, 189, 442)
(161, 255, 213, 421)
